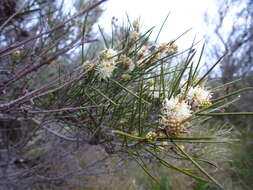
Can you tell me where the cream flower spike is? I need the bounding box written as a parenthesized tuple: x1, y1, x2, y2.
(97, 60, 116, 79)
(162, 97, 192, 121)
(187, 85, 212, 106)
(97, 48, 118, 79)
(99, 48, 117, 61)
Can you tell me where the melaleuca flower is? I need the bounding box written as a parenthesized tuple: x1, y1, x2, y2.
(82, 60, 94, 70)
(120, 55, 135, 71)
(137, 46, 150, 58)
(156, 42, 178, 55)
(99, 48, 117, 61)
(136, 46, 152, 66)
(97, 48, 118, 79)
(160, 97, 191, 137)
(160, 141, 169, 146)
(132, 31, 139, 41)
(158, 42, 168, 52)
(162, 97, 178, 114)
(96, 60, 116, 79)
(187, 85, 212, 107)
(132, 19, 140, 31)
(12, 50, 21, 57)
(121, 73, 131, 80)
(159, 116, 189, 137)
(167, 42, 178, 55)
(162, 97, 192, 121)
(153, 51, 162, 61)
(119, 119, 128, 125)
(145, 131, 157, 141)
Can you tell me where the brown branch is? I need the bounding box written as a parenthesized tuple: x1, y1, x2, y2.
(0, 1, 27, 31)
(24, 104, 107, 114)
(0, 0, 108, 57)
(0, 39, 96, 90)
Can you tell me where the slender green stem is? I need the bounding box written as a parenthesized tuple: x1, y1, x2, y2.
(146, 149, 209, 183)
(109, 78, 151, 104)
(174, 143, 225, 190)
(112, 130, 145, 140)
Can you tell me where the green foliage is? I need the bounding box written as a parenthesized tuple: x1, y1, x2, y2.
(131, 167, 172, 190)
(194, 182, 209, 190)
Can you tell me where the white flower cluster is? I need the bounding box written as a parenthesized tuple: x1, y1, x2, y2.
(96, 48, 118, 79)
(99, 49, 117, 61)
(136, 42, 178, 67)
(120, 55, 135, 71)
(145, 131, 157, 141)
(83, 60, 94, 70)
(131, 31, 139, 41)
(97, 60, 117, 79)
(162, 97, 192, 121)
(158, 42, 178, 55)
(159, 84, 212, 137)
(186, 85, 212, 107)
(96, 48, 138, 79)
(167, 42, 178, 55)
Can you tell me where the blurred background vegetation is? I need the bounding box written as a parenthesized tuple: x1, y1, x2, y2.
(0, 0, 252, 189)
(205, 1, 253, 189)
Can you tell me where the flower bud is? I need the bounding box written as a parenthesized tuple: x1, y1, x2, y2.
(12, 50, 21, 57)
(145, 131, 157, 141)
(121, 73, 131, 80)
(119, 119, 128, 124)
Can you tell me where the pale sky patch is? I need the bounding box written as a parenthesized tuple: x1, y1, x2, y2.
(98, 0, 217, 52)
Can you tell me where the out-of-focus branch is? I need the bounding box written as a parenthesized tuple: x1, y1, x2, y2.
(0, 0, 108, 57)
